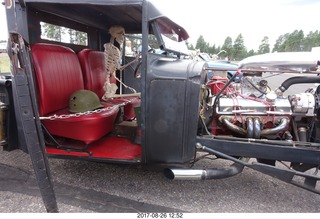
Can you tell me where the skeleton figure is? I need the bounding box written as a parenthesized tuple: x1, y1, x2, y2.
(103, 26, 137, 100)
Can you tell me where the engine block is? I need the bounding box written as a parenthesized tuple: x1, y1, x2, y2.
(217, 97, 292, 116)
(204, 75, 317, 140)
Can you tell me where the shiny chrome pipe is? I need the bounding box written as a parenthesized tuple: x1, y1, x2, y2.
(164, 169, 206, 180)
(220, 116, 247, 136)
(164, 162, 245, 180)
(261, 117, 289, 136)
(246, 118, 253, 138)
(253, 118, 261, 139)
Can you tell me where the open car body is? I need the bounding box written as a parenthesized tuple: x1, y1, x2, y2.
(1, 0, 320, 212)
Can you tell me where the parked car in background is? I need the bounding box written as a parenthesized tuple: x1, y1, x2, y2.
(238, 51, 320, 73)
(198, 53, 241, 82)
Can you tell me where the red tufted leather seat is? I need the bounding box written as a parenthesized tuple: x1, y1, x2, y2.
(77, 49, 140, 120)
(31, 43, 119, 144)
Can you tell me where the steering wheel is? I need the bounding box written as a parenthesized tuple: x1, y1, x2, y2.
(133, 48, 155, 78)
(134, 60, 142, 78)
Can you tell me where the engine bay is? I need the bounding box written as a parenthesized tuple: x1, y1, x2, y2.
(200, 71, 320, 143)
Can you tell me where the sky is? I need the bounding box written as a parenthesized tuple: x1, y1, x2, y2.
(151, 0, 320, 51)
(1, 0, 320, 51)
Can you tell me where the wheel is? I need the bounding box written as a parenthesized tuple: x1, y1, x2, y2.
(133, 47, 154, 78)
(134, 60, 142, 78)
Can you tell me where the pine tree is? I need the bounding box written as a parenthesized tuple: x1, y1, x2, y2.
(258, 36, 270, 54)
(233, 34, 246, 60)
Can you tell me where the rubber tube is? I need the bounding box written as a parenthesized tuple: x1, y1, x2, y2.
(278, 76, 320, 92)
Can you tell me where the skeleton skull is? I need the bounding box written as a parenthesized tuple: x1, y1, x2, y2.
(108, 26, 125, 45)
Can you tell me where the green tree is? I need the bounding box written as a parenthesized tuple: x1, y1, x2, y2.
(68, 29, 76, 44)
(258, 36, 270, 54)
(233, 34, 246, 60)
(273, 30, 305, 52)
(221, 36, 233, 58)
(195, 35, 208, 53)
(76, 31, 87, 46)
(272, 33, 289, 52)
(186, 41, 195, 50)
(208, 44, 217, 55)
(42, 23, 64, 41)
(147, 34, 159, 49)
(284, 30, 304, 51)
(246, 49, 256, 57)
(303, 30, 320, 51)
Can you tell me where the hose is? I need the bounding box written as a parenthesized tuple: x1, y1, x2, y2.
(278, 76, 320, 92)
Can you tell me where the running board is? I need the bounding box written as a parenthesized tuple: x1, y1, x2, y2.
(197, 143, 320, 195)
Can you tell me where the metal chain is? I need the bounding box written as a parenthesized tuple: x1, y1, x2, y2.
(39, 98, 136, 120)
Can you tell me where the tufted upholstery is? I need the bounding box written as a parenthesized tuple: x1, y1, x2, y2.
(77, 49, 140, 119)
(31, 43, 119, 144)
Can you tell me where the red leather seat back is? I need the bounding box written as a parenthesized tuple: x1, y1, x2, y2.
(78, 48, 141, 120)
(78, 49, 116, 99)
(31, 43, 84, 116)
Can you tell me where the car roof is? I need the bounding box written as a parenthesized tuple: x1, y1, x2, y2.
(25, 0, 187, 35)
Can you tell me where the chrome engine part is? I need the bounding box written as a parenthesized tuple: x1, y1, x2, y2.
(204, 75, 317, 140)
(217, 96, 292, 116)
(289, 93, 315, 116)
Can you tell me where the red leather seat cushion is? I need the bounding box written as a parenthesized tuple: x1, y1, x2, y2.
(42, 104, 119, 144)
(107, 97, 140, 119)
(31, 44, 119, 144)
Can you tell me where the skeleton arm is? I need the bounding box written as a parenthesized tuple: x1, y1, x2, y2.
(103, 42, 138, 100)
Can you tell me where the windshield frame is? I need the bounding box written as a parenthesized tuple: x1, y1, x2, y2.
(151, 17, 189, 56)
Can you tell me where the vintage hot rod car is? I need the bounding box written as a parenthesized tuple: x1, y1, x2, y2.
(1, 0, 320, 212)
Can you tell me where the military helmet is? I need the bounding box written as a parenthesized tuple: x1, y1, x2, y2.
(69, 90, 103, 113)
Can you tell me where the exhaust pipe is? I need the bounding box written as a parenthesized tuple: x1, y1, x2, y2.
(164, 162, 245, 180)
(219, 116, 247, 136)
(164, 169, 206, 180)
(261, 117, 289, 136)
(246, 117, 254, 138)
